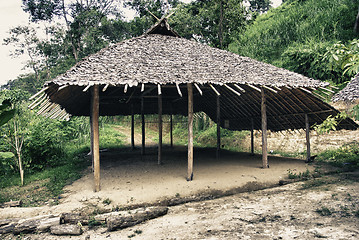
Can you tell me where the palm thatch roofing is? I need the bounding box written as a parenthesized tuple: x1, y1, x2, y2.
(332, 74, 359, 103)
(31, 18, 358, 132)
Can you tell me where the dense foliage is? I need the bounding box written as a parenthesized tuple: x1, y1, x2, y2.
(229, 0, 359, 84)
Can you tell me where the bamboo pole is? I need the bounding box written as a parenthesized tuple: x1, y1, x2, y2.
(131, 104, 135, 150)
(305, 114, 311, 161)
(91, 85, 100, 192)
(187, 83, 194, 181)
(141, 97, 145, 156)
(216, 95, 221, 159)
(158, 94, 162, 165)
(251, 118, 254, 155)
(261, 87, 268, 168)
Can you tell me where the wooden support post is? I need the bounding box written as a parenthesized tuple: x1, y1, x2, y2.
(305, 114, 311, 161)
(187, 83, 194, 181)
(250, 118, 254, 155)
(90, 113, 94, 171)
(261, 87, 268, 168)
(131, 104, 135, 150)
(91, 85, 100, 192)
(158, 94, 162, 165)
(141, 97, 145, 155)
(170, 106, 173, 148)
(216, 95, 221, 159)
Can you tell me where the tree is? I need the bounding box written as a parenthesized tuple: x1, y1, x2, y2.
(3, 26, 42, 84)
(0, 90, 30, 186)
(170, 0, 248, 49)
(248, 0, 271, 13)
(22, 0, 122, 62)
(124, 0, 180, 18)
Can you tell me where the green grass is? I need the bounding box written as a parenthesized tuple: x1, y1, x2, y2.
(316, 141, 359, 170)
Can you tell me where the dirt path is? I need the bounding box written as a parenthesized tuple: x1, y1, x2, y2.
(113, 125, 157, 146)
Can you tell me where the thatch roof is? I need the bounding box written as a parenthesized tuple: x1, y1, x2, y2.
(47, 34, 326, 88)
(30, 18, 358, 131)
(332, 74, 359, 103)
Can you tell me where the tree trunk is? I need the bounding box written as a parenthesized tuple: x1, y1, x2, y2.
(355, 6, 359, 33)
(219, 0, 224, 49)
(18, 153, 24, 186)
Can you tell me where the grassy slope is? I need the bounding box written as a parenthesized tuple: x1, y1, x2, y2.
(229, 0, 358, 73)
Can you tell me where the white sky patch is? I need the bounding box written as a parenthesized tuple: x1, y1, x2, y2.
(0, 0, 282, 86)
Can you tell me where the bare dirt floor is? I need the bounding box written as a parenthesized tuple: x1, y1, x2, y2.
(1, 145, 359, 239)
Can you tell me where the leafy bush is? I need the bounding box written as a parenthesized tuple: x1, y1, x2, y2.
(23, 116, 90, 171)
(316, 141, 359, 170)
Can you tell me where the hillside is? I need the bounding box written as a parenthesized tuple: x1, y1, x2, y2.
(229, 0, 359, 84)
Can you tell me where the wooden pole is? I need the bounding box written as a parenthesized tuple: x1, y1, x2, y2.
(158, 94, 162, 165)
(261, 87, 268, 168)
(170, 105, 173, 148)
(131, 104, 135, 150)
(216, 95, 221, 159)
(250, 118, 254, 155)
(305, 114, 311, 161)
(91, 85, 100, 192)
(141, 97, 145, 156)
(187, 83, 194, 181)
(90, 106, 94, 172)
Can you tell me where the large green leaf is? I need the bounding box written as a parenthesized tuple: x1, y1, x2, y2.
(0, 109, 16, 126)
(0, 99, 12, 111)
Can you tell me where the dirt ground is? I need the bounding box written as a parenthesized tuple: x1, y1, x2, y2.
(0, 146, 312, 219)
(4, 173, 359, 240)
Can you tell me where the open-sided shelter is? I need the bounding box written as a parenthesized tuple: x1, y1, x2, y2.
(29, 18, 358, 192)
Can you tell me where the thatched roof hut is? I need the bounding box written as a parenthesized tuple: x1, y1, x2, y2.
(31, 18, 356, 131)
(332, 74, 359, 103)
(29, 18, 358, 191)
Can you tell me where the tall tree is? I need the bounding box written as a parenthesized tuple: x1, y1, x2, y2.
(170, 0, 248, 49)
(22, 0, 122, 61)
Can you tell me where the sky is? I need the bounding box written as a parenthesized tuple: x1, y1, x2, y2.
(0, 0, 282, 86)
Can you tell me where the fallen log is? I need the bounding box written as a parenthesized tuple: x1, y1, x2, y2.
(13, 220, 38, 235)
(106, 206, 168, 231)
(60, 213, 88, 225)
(0, 223, 16, 234)
(13, 215, 55, 235)
(0, 200, 22, 208)
(50, 224, 83, 236)
(0, 219, 19, 227)
(37, 217, 60, 232)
